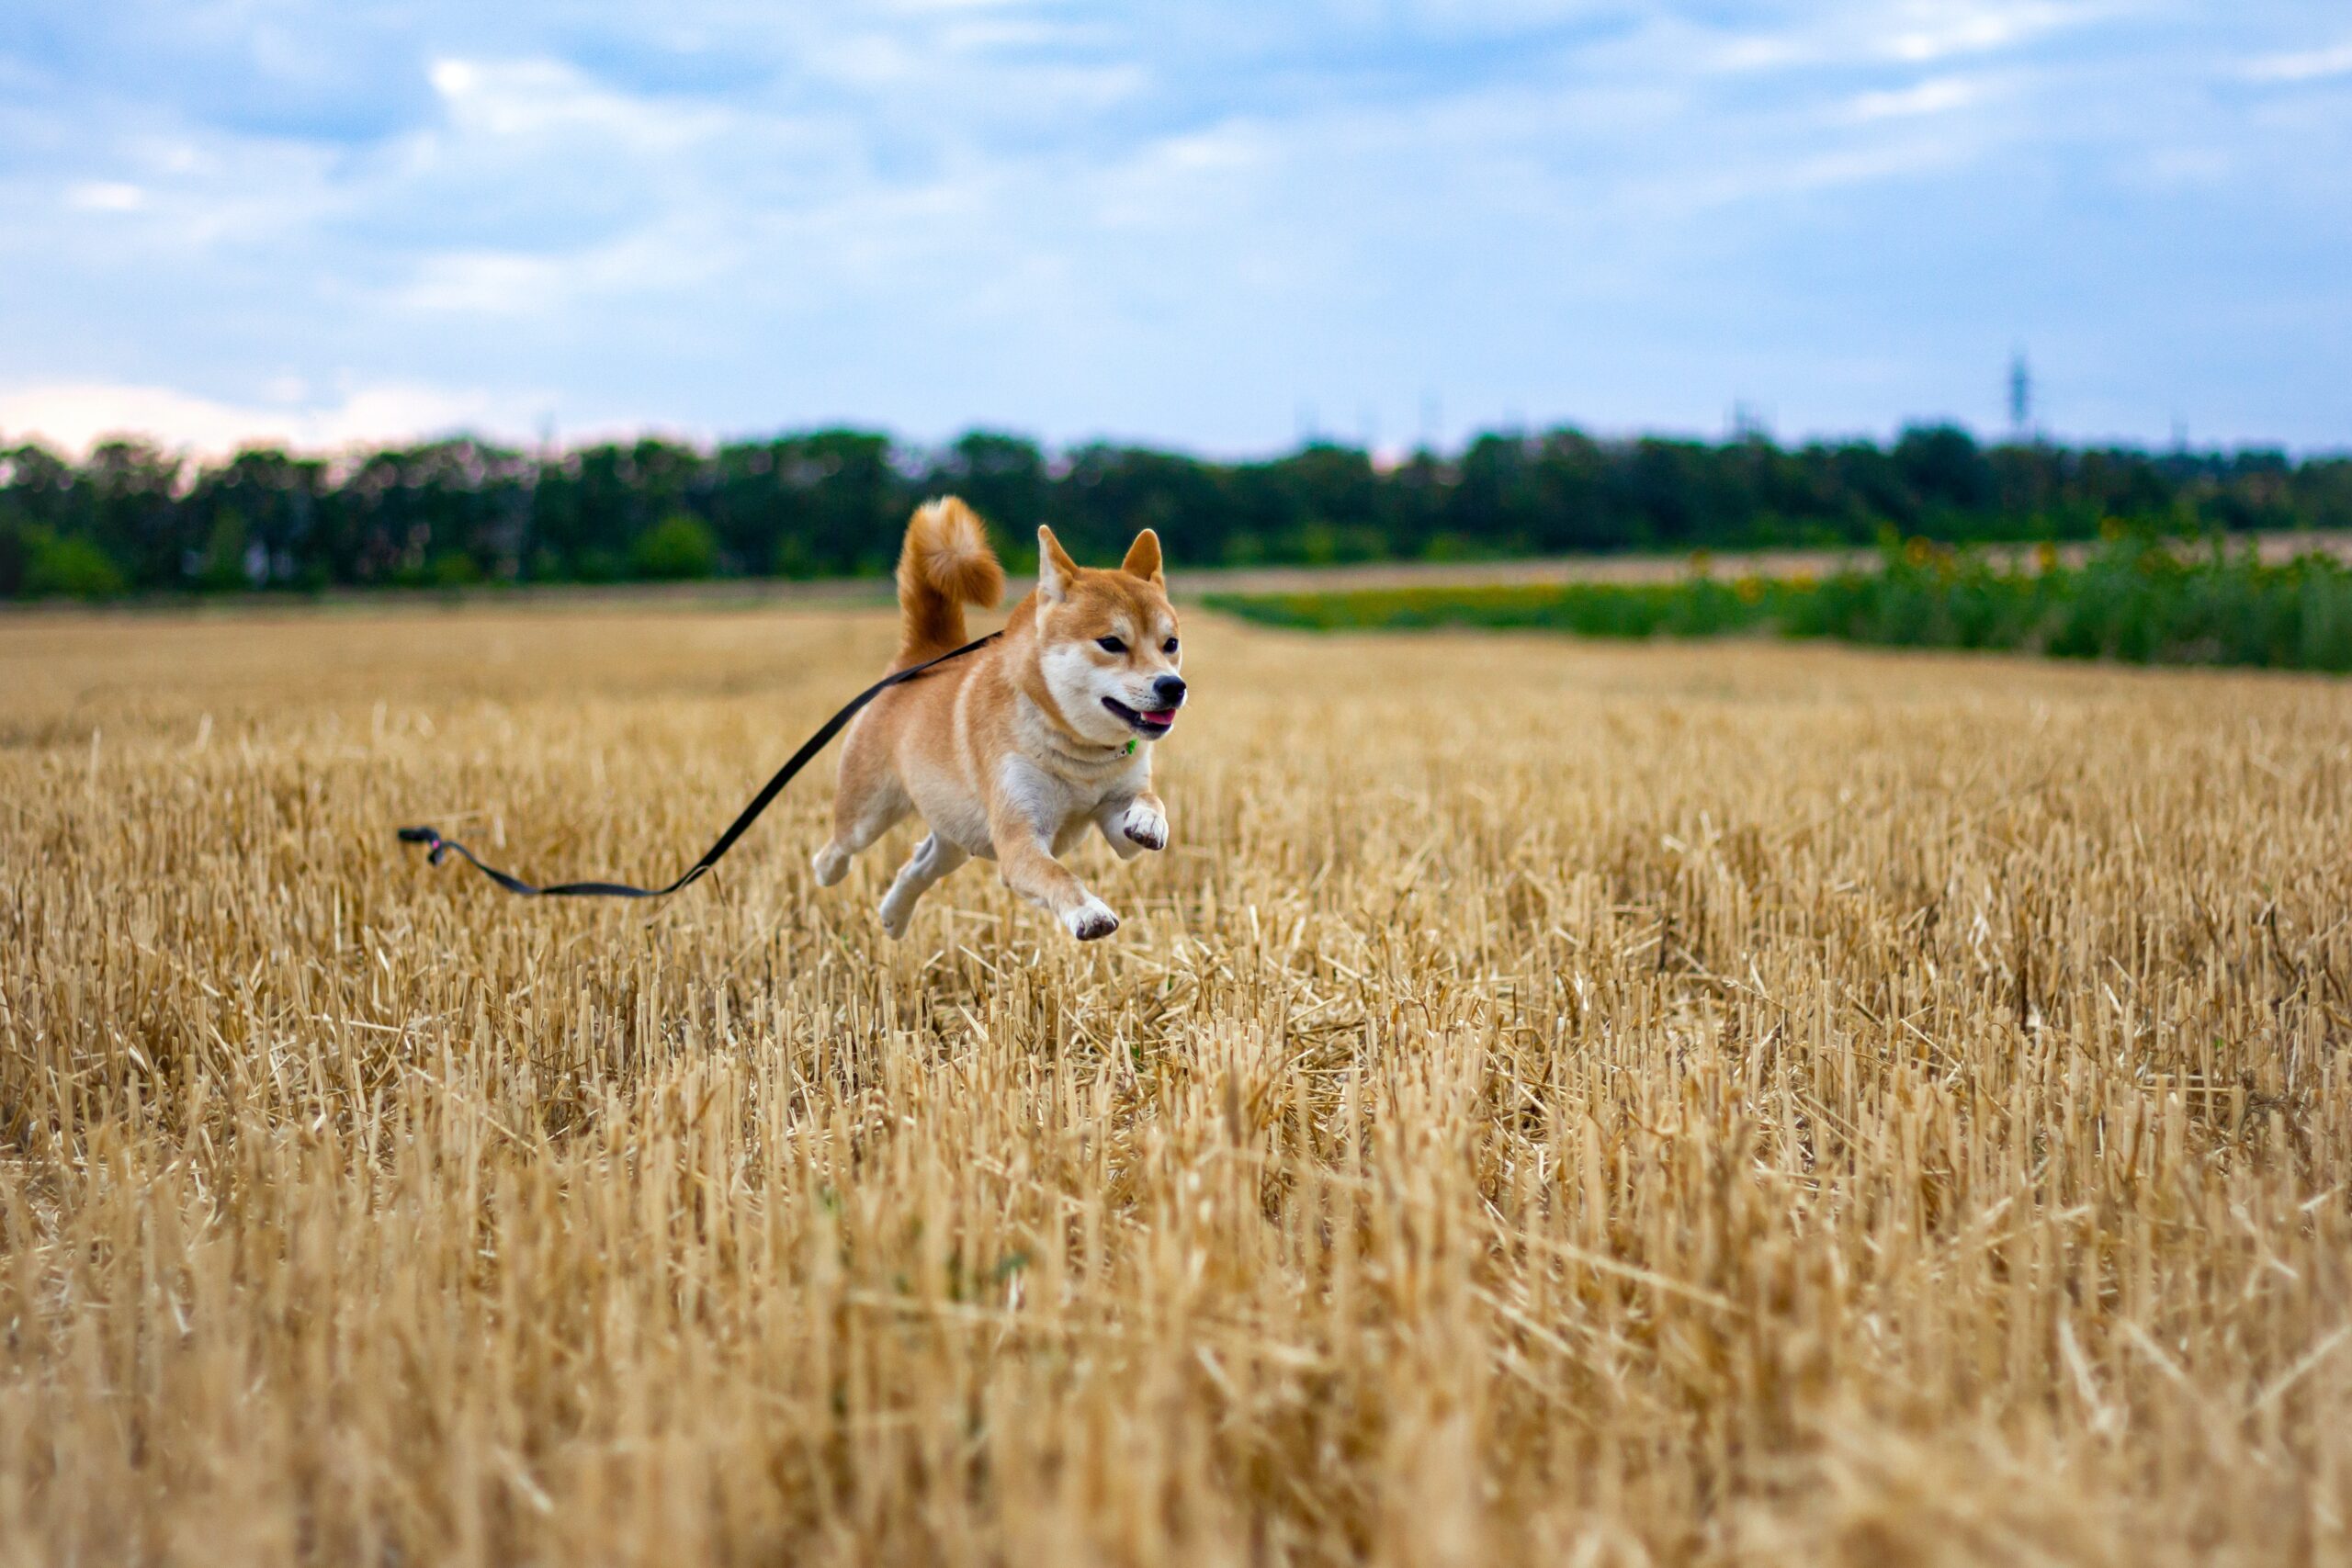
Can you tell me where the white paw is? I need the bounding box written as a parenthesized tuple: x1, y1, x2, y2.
(812, 844, 850, 887)
(1120, 801, 1168, 852)
(1062, 895, 1120, 942)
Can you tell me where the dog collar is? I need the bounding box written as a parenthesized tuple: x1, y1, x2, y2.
(1014, 681, 1140, 762)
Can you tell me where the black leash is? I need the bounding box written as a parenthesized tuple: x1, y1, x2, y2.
(395, 632, 1000, 899)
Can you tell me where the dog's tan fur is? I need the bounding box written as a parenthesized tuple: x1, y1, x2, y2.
(814, 497, 1185, 941)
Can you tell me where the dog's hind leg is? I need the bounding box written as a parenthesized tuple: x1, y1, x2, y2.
(877, 832, 968, 939)
(814, 775, 908, 887)
(816, 716, 911, 886)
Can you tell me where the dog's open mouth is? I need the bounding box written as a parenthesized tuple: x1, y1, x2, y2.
(1102, 697, 1178, 737)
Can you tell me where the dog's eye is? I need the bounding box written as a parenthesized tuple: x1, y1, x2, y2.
(1095, 636, 1126, 654)
(1162, 637, 1179, 655)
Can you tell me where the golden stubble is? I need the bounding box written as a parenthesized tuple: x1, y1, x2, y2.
(2, 604, 2348, 1566)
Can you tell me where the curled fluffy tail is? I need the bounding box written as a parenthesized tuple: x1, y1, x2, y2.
(896, 497, 1005, 664)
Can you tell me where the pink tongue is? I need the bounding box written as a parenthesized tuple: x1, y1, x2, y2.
(1142, 709, 1174, 725)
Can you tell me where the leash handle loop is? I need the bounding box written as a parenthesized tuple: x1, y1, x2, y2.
(394, 632, 999, 900)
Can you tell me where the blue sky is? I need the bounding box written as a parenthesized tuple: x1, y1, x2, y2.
(1, 1, 2346, 457)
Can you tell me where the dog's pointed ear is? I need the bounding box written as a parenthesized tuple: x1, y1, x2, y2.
(1037, 525, 1079, 604)
(1120, 529, 1164, 586)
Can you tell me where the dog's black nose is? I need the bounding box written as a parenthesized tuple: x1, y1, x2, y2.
(1153, 674, 1187, 707)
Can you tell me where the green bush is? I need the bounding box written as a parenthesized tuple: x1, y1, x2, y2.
(25, 531, 130, 600)
(570, 547, 628, 584)
(632, 513, 721, 581)
(1205, 538, 2352, 674)
(198, 507, 254, 592)
(428, 551, 482, 588)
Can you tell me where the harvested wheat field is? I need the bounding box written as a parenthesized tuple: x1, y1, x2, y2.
(4, 604, 2350, 1567)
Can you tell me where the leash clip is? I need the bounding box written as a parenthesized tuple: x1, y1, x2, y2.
(397, 825, 447, 863)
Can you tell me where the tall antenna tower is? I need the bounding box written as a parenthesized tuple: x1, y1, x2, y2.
(2007, 349, 2032, 439)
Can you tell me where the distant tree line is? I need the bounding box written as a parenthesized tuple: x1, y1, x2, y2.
(3, 423, 2347, 598)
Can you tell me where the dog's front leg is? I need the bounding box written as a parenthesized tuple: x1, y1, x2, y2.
(992, 818, 1119, 941)
(1095, 790, 1169, 860)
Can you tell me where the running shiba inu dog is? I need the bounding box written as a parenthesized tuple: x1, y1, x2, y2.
(813, 497, 1185, 941)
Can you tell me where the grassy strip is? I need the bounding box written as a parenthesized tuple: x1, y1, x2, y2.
(1203, 536, 2352, 672)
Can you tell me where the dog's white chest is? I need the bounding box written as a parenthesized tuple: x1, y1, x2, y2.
(981, 751, 1145, 859)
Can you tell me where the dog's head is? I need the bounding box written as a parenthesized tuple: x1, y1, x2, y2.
(1030, 525, 1186, 747)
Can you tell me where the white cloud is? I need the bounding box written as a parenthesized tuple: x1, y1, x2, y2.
(1675, 1, 2093, 78)
(394, 251, 568, 315)
(427, 56, 732, 148)
(390, 220, 743, 317)
(1881, 0, 2073, 63)
(1844, 75, 1986, 121)
(0, 380, 504, 457)
(1656, 131, 1984, 212)
(2241, 39, 2352, 85)
(65, 182, 147, 212)
(877, 0, 1046, 12)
